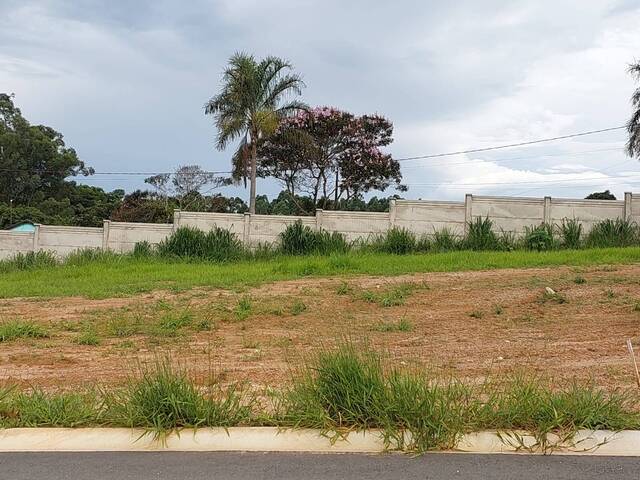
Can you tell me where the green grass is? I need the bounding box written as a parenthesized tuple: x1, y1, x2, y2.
(375, 317, 413, 332)
(0, 346, 638, 453)
(0, 320, 49, 342)
(0, 248, 639, 299)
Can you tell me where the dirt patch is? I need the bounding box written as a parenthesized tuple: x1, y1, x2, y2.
(1, 265, 640, 391)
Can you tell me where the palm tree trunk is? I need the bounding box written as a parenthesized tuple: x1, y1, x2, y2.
(249, 140, 257, 214)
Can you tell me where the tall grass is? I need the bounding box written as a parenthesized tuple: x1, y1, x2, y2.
(0, 251, 58, 273)
(0, 320, 49, 342)
(156, 226, 244, 262)
(464, 217, 498, 251)
(586, 218, 638, 248)
(523, 224, 555, 251)
(372, 227, 417, 254)
(558, 218, 583, 249)
(277, 344, 640, 452)
(279, 221, 349, 255)
(103, 360, 252, 436)
(431, 227, 459, 252)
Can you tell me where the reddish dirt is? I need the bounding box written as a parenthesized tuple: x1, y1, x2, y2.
(1, 264, 640, 392)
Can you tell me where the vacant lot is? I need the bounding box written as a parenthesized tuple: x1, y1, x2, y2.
(1, 261, 639, 392)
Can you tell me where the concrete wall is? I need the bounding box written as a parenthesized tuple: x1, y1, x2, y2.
(0, 231, 34, 260)
(105, 221, 174, 253)
(0, 192, 638, 259)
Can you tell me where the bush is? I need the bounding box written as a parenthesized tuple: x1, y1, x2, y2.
(204, 227, 244, 262)
(523, 224, 555, 251)
(586, 218, 638, 248)
(279, 221, 349, 255)
(0, 250, 58, 273)
(558, 218, 582, 249)
(373, 227, 417, 255)
(464, 217, 498, 251)
(497, 230, 518, 251)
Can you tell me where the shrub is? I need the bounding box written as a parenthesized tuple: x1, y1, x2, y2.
(65, 248, 120, 266)
(558, 218, 582, 249)
(464, 217, 498, 251)
(523, 224, 555, 251)
(586, 218, 638, 248)
(0, 250, 58, 273)
(497, 230, 518, 251)
(374, 227, 416, 255)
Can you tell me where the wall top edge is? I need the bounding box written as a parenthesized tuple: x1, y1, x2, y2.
(39, 226, 103, 233)
(109, 222, 174, 228)
(395, 200, 465, 206)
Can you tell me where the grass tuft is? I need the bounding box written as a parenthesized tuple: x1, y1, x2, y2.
(0, 320, 49, 342)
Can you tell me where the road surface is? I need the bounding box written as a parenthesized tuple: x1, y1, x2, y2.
(0, 452, 638, 479)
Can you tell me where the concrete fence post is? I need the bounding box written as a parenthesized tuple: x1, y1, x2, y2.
(33, 224, 41, 252)
(543, 196, 552, 225)
(243, 213, 251, 245)
(102, 220, 111, 251)
(389, 199, 397, 229)
(464, 194, 473, 234)
(315, 209, 323, 231)
(173, 209, 181, 232)
(624, 192, 633, 220)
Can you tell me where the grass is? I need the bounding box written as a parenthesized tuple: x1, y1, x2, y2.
(0, 248, 639, 299)
(375, 317, 413, 332)
(0, 346, 638, 453)
(75, 327, 101, 346)
(0, 320, 49, 342)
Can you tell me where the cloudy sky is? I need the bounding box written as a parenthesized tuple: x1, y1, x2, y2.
(1, 0, 640, 201)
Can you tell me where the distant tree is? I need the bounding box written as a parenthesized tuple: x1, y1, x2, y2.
(585, 190, 616, 200)
(0, 93, 93, 205)
(627, 61, 640, 158)
(110, 190, 173, 223)
(145, 165, 230, 210)
(258, 107, 405, 210)
(204, 53, 306, 214)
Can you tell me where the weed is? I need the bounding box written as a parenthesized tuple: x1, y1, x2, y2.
(336, 282, 350, 295)
(133, 241, 154, 258)
(155, 311, 193, 336)
(0, 251, 58, 274)
(432, 227, 459, 252)
(464, 217, 498, 251)
(493, 305, 504, 315)
(279, 221, 349, 256)
(0, 320, 48, 342)
(469, 310, 483, 319)
(196, 318, 213, 332)
(523, 224, 555, 251)
(373, 227, 416, 255)
(605, 289, 616, 299)
(106, 314, 142, 338)
(75, 327, 101, 346)
(290, 300, 307, 316)
(586, 219, 638, 248)
(539, 289, 567, 304)
(633, 302, 640, 312)
(234, 296, 252, 321)
(573, 275, 586, 284)
(559, 218, 583, 249)
(376, 317, 413, 332)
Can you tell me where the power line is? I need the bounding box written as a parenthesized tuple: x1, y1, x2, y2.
(403, 173, 640, 188)
(395, 126, 626, 162)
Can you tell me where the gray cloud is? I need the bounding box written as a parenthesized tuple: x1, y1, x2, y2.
(1, 0, 639, 200)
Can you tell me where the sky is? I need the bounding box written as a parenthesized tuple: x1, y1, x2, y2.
(1, 0, 640, 202)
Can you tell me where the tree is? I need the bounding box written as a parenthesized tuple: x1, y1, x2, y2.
(145, 165, 230, 209)
(0, 93, 93, 205)
(585, 190, 616, 200)
(204, 53, 306, 214)
(628, 61, 640, 158)
(258, 106, 405, 209)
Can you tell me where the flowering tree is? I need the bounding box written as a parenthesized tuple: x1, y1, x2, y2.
(258, 107, 404, 209)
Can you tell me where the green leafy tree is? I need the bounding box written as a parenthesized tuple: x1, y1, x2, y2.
(585, 190, 616, 200)
(628, 62, 640, 158)
(204, 53, 306, 214)
(0, 93, 93, 205)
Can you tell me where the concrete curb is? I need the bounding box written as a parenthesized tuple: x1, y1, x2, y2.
(0, 428, 639, 455)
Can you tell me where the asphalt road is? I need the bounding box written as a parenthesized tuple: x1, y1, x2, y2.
(0, 452, 639, 480)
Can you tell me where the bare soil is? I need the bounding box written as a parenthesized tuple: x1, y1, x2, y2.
(1, 264, 640, 391)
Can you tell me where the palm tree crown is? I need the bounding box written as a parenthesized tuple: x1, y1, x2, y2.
(205, 53, 306, 213)
(628, 62, 640, 158)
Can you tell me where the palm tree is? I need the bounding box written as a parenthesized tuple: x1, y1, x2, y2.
(628, 61, 640, 158)
(205, 53, 306, 213)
